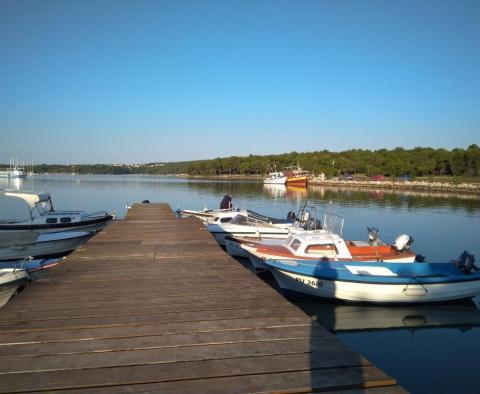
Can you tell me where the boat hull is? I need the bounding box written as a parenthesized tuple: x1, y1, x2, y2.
(0, 232, 93, 260)
(208, 223, 293, 246)
(0, 215, 113, 235)
(271, 268, 480, 303)
(286, 175, 308, 186)
(225, 238, 250, 258)
(0, 269, 28, 307)
(264, 177, 287, 185)
(248, 254, 270, 270)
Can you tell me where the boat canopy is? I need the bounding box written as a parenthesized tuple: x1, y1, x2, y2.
(0, 190, 53, 222)
(1, 191, 50, 208)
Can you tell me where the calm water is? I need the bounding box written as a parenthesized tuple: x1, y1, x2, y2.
(3, 174, 480, 393)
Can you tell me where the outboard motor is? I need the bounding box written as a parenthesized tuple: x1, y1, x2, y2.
(455, 251, 476, 274)
(415, 254, 426, 262)
(393, 234, 414, 252)
(287, 211, 297, 221)
(367, 227, 380, 245)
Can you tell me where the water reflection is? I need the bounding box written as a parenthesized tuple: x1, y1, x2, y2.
(0, 177, 23, 191)
(290, 295, 480, 333)
(263, 184, 286, 198)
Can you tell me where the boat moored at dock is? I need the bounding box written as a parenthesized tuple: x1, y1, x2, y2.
(239, 228, 417, 270)
(266, 254, 480, 303)
(0, 190, 114, 241)
(176, 207, 246, 224)
(207, 205, 319, 246)
(0, 268, 28, 308)
(0, 231, 93, 260)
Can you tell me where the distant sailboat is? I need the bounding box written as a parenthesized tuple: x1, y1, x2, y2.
(0, 159, 25, 179)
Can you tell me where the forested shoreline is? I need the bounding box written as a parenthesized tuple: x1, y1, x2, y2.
(9, 145, 480, 178)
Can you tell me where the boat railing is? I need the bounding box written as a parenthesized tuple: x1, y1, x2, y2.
(323, 212, 344, 236)
(245, 210, 282, 224)
(82, 211, 111, 219)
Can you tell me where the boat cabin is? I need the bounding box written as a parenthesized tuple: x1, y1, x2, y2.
(284, 232, 352, 259)
(0, 190, 82, 224)
(256, 231, 416, 262)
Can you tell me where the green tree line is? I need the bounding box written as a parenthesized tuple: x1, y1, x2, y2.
(10, 145, 480, 177)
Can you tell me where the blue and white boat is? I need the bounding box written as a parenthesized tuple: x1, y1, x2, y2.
(266, 254, 480, 303)
(0, 258, 61, 273)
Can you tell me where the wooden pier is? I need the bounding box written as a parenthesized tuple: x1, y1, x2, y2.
(0, 203, 406, 393)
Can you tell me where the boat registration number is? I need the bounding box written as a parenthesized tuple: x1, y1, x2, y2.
(295, 277, 323, 287)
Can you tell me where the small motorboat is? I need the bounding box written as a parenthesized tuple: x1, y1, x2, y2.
(0, 231, 93, 260)
(208, 205, 319, 246)
(238, 227, 417, 270)
(176, 207, 247, 224)
(0, 268, 29, 308)
(266, 252, 480, 303)
(0, 257, 61, 273)
(0, 190, 114, 246)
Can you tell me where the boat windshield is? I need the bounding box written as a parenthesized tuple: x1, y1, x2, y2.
(289, 238, 302, 251)
(33, 199, 53, 217)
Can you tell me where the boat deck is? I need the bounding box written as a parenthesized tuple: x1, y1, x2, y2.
(0, 203, 406, 393)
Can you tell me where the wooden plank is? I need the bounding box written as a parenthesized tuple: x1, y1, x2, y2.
(0, 298, 305, 324)
(0, 353, 374, 393)
(0, 315, 314, 345)
(0, 325, 329, 357)
(19, 367, 395, 394)
(0, 306, 306, 332)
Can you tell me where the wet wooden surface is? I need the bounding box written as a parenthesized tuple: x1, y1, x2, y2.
(0, 203, 406, 393)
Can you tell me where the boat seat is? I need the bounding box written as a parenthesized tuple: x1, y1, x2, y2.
(351, 240, 370, 246)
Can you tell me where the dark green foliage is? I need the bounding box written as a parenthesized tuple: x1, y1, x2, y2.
(9, 145, 480, 177)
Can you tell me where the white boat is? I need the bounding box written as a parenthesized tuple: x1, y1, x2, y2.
(264, 164, 287, 185)
(266, 254, 480, 303)
(0, 268, 28, 308)
(0, 190, 114, 245)
(239, 229, 417, 270)
(0, 231, 93, 260)
(207, 205, 318, 247)
(264, 171, 287, 185)
(176, 207, 246, 224)
(208, 215, 296, 246)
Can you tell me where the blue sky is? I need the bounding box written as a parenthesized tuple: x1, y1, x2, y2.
(1, 0, 479, 164)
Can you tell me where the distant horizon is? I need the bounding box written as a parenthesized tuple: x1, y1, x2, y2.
(2, 144, 477, 166)
(1, 1, 479, 164)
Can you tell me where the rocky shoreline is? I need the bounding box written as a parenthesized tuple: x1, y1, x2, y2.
(309, 179, 480, 194)
(180, 174, 480, 194)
